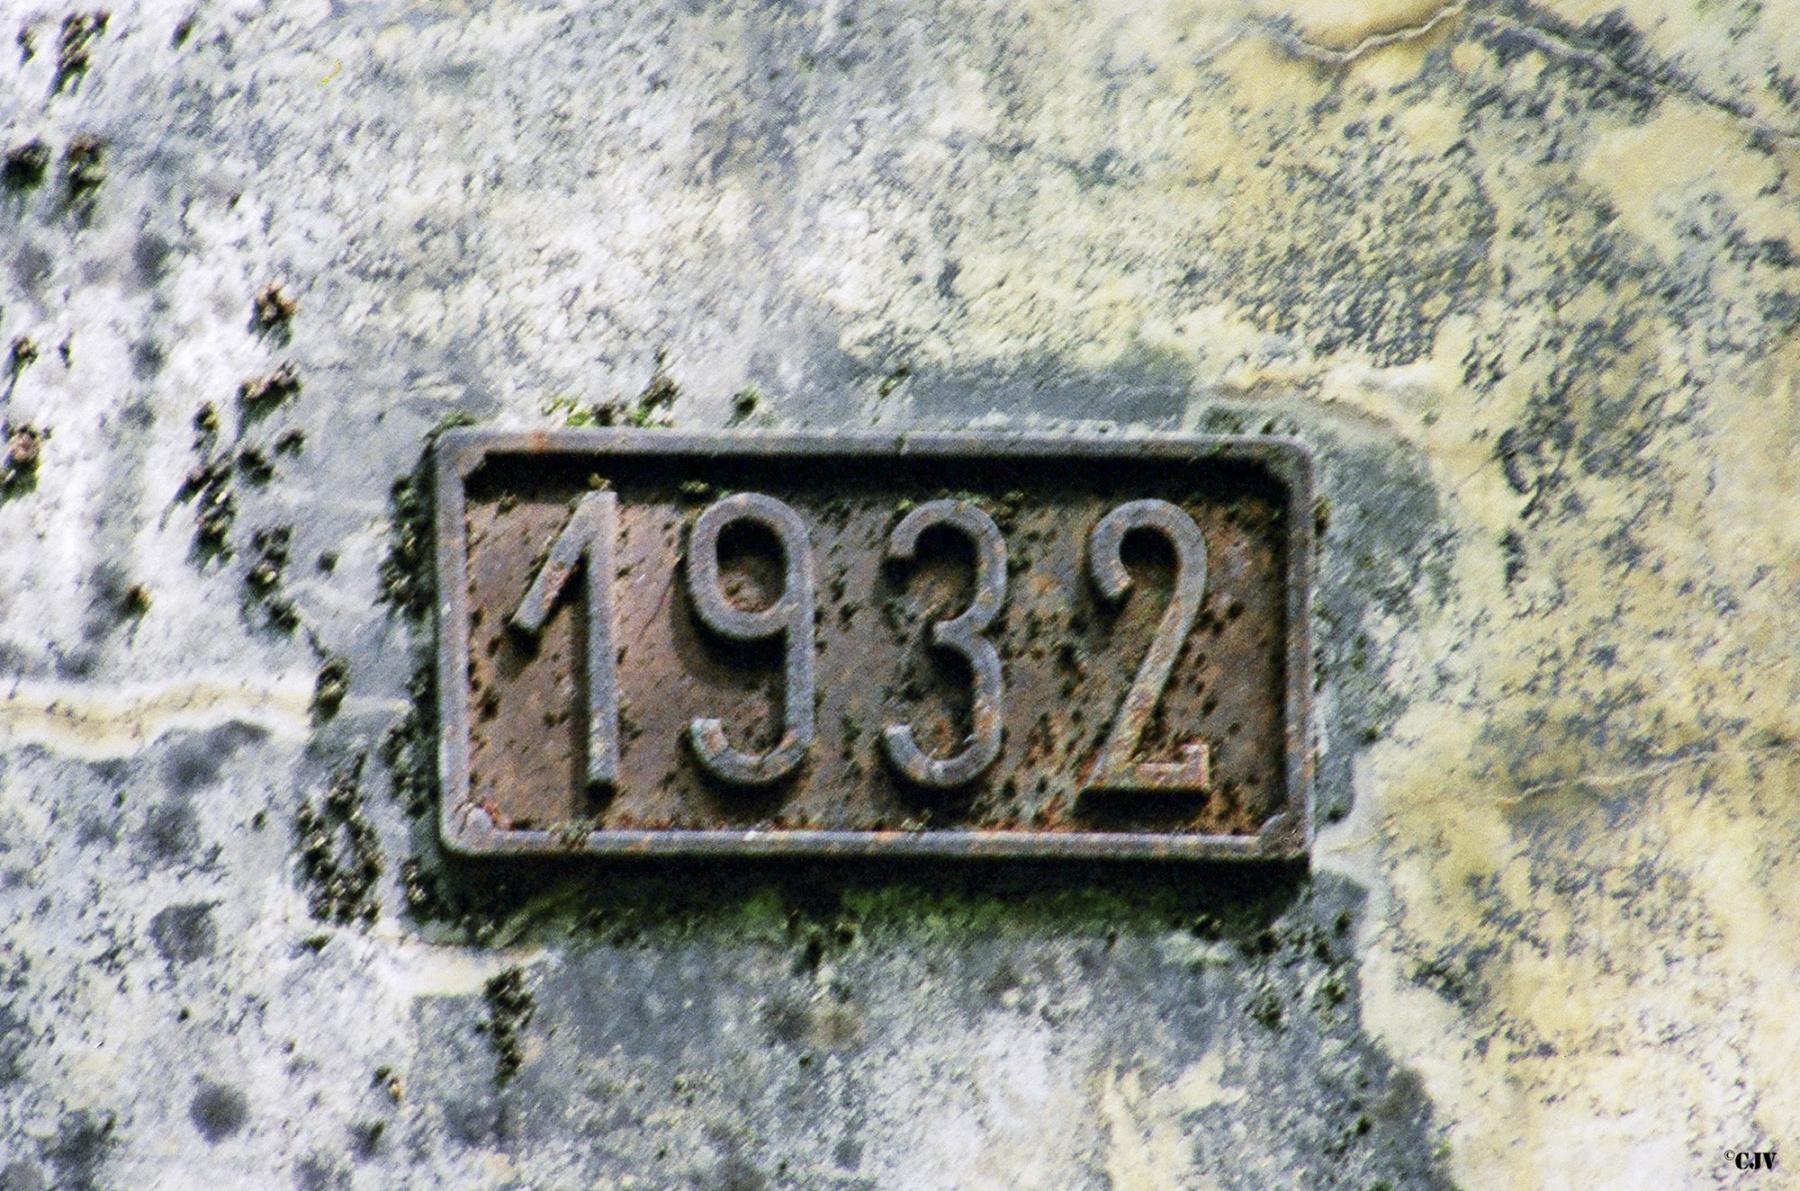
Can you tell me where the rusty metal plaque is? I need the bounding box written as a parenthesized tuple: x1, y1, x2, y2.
(434, 430, 1314, 860)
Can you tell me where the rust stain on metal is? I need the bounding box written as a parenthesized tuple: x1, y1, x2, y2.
(435, 431, 1314, 860)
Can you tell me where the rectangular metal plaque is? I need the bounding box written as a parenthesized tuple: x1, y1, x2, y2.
(435, 430, 1313, 860)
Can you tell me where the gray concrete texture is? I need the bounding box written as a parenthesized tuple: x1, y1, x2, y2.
(1, 0, 1796, 1187)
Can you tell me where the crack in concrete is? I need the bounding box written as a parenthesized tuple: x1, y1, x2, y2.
(1254, 1, 1800, 145)
(1501, 740, 1795, 804)
(1264, 0, 1472, 67)
(1477, 12, 1800, 144)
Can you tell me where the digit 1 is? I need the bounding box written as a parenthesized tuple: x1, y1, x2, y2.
(684, 493, 815, 786)
(1083, 499, 1211, 796)
(509, 489, 620, 792)
(881, 500, 1006, 787)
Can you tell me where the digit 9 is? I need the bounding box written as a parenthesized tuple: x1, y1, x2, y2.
(683, 493, 817, 786)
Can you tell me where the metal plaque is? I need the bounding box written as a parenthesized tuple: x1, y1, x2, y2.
(435, 430, 1314, 860)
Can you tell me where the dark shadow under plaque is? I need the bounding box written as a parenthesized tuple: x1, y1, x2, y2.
(435, 430, 1313, 859)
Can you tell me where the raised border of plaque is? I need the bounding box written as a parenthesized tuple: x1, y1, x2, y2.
(434, 429, 1315, 861)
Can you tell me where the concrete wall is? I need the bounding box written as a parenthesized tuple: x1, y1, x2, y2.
(1, 1, 1795, 1186)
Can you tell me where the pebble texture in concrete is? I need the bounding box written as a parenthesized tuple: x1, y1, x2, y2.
(0, 0, 1795, 1187)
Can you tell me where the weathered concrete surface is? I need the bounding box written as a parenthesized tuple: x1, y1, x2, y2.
(1, 0, 1795, 1187)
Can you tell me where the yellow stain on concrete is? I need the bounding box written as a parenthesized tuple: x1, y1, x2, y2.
(0, 675, 401, 761)
(1099, 1052, 1244, 1189)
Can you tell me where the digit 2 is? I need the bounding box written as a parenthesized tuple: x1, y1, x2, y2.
(1083, 499, 1212, 796)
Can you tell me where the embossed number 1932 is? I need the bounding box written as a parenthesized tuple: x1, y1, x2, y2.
(508, 491, 1213, 797)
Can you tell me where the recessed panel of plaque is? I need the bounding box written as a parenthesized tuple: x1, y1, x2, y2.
(435, 430, 1314, 860)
